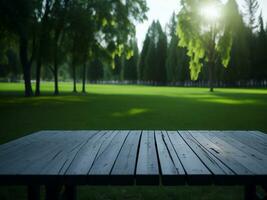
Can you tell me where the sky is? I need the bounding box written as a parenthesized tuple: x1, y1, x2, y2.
(135, 0, 267, 50)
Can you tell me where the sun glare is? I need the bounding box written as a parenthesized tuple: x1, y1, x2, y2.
(200, 4, 220, 22)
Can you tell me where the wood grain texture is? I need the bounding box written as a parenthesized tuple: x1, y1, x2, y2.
(203, 131, 267, 175)
(167, 131, 211, 185)
(88, 131, 129, 184)
(111, 130, 141, 185)
(226, 131, 267, 155)
(155, 131, 185, 185)
(189, 131, 253, 176)
(66, 131, 108, 175)
(136, 131, 159, 185)
(0, 130, 267, 185)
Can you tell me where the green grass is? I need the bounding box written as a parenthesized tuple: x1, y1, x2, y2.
(1, 82, 267, 200)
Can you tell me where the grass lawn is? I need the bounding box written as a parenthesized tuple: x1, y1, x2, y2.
(0, 82, 267, 200)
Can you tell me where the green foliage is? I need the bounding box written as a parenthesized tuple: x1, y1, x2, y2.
(124, 39, 139, 80)
(177, 0, 239, 82)
(138, 34, 150, 80)
(217, 0, 240, 68)
(216, 32, 232, 67)
(166, 13, 189, 82)
(176, 1, 205, 80)
(143, 21, 167, 83)
(254, 14, 267, 80)
(112, 55, 124, 80)
(219, 1, 251, 83)
(244, 0, 259, 30)
(0, 0, 148, 95)
(144, 35, 156, 81)
(1, 0, 267, 91)
(88, 58, 104, 81)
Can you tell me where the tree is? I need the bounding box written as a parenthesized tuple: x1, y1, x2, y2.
(218, 4, 250, 85)
(124, 39, 139, 81)
(6, 49, 21, 81)
(50, 0, 70, 95)
(166, 13, 189, 82)
(254, 14, 267, 80)
(0, 27, 19, 81)
(244, 0, 259, 31)
(0, 0, 38, 96)
(88, 58, 104, 81)
(67, 1, 95, 93)
(144, 33, 156, 81)
(66, 0, 148, 92)
(1, 0, 148, 95)
(177, 0, 238, 91)
(155, 23, 167, 83)
(143, 21, 167, 83)
(35, 0, 54, 96)
(243, 0, 259, 82)
(112, 55, 123, 80)
(139, 34, 150, 80)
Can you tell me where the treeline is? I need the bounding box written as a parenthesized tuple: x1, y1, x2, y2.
(1, 0, 267, 97)
(0, 0, 147, 96)
(115, 7, 267, 87)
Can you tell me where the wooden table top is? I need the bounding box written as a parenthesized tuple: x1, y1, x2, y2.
(0, 130, 267, 186)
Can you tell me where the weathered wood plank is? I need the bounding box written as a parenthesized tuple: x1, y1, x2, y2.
(202, 131, 267, 175)
(0, 131, 103, 184)
(57, 131, 105, 175)
(215, 131, 267, 168)
(155, 131, 177, 175)
(0, 130, 267, 186)
(189, 131, 253, 178)
(160, 131, 185, 176)
(0, 131, 44, 152)
(167, 131, 211, 185)
(110, 130, 142, 185)
(136, 130, 159, 185)
(155, 131, 185, 185)
(248, 131, 267, 141)
(0, 131, 72, 173)
(88, 131, 129, 184)
(178, 131, 234, 184)
(66, 131, 108, 175)
(0, 131, 59, 160)
(235, 131, 267, 146)
(28, 131, 95, 175)
(225, 131, 267, 155)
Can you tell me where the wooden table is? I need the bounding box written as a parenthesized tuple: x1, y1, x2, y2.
(0, 130, 267, 200)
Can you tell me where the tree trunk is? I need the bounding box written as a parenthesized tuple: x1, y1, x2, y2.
(19, 35, 33, 97)
(35, 31, 47, 96)
(35, 3, 49, 97)
(53, 44, 59, 95)
(54, 65, 59, 95)
(208, 62, 214, 92)
(82, 62, 86, 93)
(72, 63, 77, 93)
(35, 58, 42, 96)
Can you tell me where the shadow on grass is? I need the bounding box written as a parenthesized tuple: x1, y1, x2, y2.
(0, 89, 267, 144)
(1, 88, 267, 104)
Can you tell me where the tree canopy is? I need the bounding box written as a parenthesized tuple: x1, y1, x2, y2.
(0, 0, 148, 96)
(1, 0, 267, 94)
(177, 0, 240, 91)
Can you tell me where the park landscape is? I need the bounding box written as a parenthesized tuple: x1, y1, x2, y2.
(1, 83, 267, 199)
(0, 0, 267, 199)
